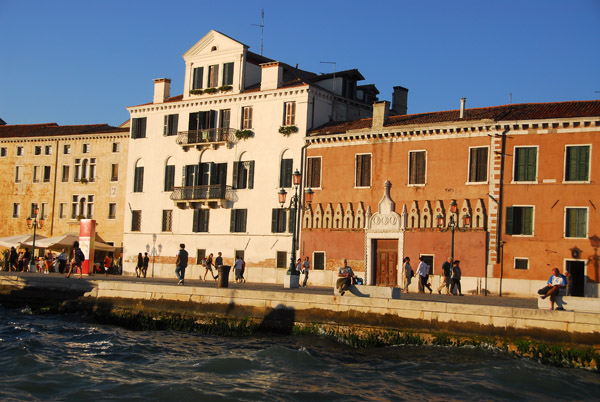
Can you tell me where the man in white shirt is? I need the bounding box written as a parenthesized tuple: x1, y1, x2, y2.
(415, 256, 432, 294)
(538, 267, 567, 310)
(234, 256, 244, 283)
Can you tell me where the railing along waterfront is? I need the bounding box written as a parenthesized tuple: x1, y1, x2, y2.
(176, 128, 236, 146)
(170, 184, 234, 202)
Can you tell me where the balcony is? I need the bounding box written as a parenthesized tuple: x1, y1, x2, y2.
(176, 128, 237, 151)
(170, 184, 234, 208)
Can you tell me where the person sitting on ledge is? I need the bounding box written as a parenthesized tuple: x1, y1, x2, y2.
(538, 267, 567, 310)
(336, 259, 355, 296)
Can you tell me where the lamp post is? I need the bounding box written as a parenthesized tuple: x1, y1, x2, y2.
(278, 169, 313, 286)
(437, 200, 471, 261)
(26, 207, 44, 272)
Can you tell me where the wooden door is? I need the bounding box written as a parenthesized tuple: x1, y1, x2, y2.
(375, 239, 398, 287)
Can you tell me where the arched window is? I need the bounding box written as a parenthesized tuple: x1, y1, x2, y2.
(134, 159, 144, 193)
(164, 157, 175, 191)
(279, 150, 293, 188)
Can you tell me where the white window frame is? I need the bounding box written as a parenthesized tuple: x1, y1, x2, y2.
(513, 257, 529, 270)
(511, 145, 539, 184)
(0, 147, 7, 157)
(306, 156, 322, 190)
(44, 145, 52, 155)
(64, 144, 71, 155)
(563, 206, 588, 239)
(32, 165, 41, 183)
(354, 153, 372, 189)
(563, 144, 591, 184)
(112, 142, 120, 153)
(507, 205, 536, 237)
(466, 146, 489, 184)
(15, 165, 23, 183)
(12, 203, 20, 218)
(408, 150, 427, 187)
(59, 203, 66, 219)
(34, 146, 42, 155)
(241, 106, 253, 129)
(82, 143, 91, 154)
(283, 101, 296, 126)
(16, 146, 23, 156)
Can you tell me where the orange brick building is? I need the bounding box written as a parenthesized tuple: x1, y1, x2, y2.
(300, 99, 600, 297)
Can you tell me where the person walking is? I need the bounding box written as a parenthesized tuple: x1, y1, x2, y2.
(301, 256, 310, 287)
(239, 258, 246, 283)
(44, 250, 53, 274)
(66, 241, 84, 279)
(402, 257, 412, 293)
(416, 256, 432, 293)
(175, 244, 188, 285)
(9, 247, 18, 272)
(203, 253, 217, 281)
(438, 257, 452, 294)
(450, 260, 463, 296)
(57, 249, 68, 274)
(135, 253, 143, 278)
(142, 252, 149, 278)
(234, 256, 244, 283)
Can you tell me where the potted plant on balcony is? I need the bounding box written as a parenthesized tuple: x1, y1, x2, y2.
(235, 129, 254, 140)
(203, 87, 218, 94)
(218, 85, 233, 93)
(189, 89, 204, 95)
(278, 125, 299, 137)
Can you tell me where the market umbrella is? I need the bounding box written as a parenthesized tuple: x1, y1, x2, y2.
(22, 233, 115, 252)
(0, 234, 47, 248)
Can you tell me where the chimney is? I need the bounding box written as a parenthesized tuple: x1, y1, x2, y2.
(460, 97, 466, 119)
(372, 101, 390, 129)
(153, 78, 171, 104)
(391, 86, 409, 115)
(260, 62, 283, 91)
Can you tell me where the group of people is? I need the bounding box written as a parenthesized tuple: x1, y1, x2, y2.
(3, 246, 71, 275)
(135, 252, 150, 278)
(174, 245, 244, 286)
(402, 256, 463, 296)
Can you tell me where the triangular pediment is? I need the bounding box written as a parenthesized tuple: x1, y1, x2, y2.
(183, 30, 248, 59)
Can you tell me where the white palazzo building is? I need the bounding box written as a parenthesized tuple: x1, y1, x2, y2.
(123, 30, 381, 281)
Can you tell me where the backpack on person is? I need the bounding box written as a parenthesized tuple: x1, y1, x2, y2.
(75, 248, 85, 264)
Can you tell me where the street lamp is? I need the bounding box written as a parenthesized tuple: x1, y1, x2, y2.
(26, 207, 44, 272)
(437, 200, 471, 261)
(278, 169, 313, 284)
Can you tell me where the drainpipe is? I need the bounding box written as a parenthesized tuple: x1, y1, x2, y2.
(496, 128, 509, 296)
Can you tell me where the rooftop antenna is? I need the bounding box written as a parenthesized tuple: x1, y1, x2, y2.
(320, 61, 336, 93)
(251, 9, 265, 56)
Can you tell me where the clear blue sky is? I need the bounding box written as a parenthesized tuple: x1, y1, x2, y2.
(1, 0, 599, 127)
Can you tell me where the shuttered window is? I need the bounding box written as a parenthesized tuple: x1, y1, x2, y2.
(565, 145, 590, 182)
(192, 209, 210, 233)
(208, 64, 219, 88)
(505, 206, 533, 236)
(283, 102, 296, 126)
(306, 157, 321, 188)
(565, 208, 587, 238)
(468, 147, 488, 183)
(192, 67, 204, 89)
(131, 210, 142, 231)
(271, 208, 287, 233)
(164, 165, 175, 191)
(514, 147, 537, 182)
(133, 166, 144, 193)
(232, 161, 255, 189)
(409, 151, 426, 185)
(222, 63, 234, 86)
(131, 118, 147, 139)
(163, 114, 179, 136)
(230, 209, 247, 233)
(280, 159, 293, 188)
(355, 154, 371, 187)
(242, 107, 253, 129)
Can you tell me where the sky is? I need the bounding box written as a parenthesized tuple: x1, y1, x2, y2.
(0, 0, 599, 127)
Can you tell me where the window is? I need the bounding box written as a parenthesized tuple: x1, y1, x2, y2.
(242, 106, 253, 129)
(1, 147, 6, 157)
(355, 154, 371, 187)
(82, 143, 90, 153)
(220, 109, 231, 130)
(12, 203, 20, 218)
(34, 146, 42, 155)
(192, 67, 204, 89)
(162, 210, 173, 232)
(30, 203, 38, 218)
(131, 210, 142, 231)
(112, 142, 120, 153)
(197, 249, 206, 264)
(164, 114, 179, 136)
(164, 164, 175, 191)
(59, 203, 66, 219)
(44, 145, 52, 155)
(235, 250, 245, 260)
(514, 146, 537, 182)
(134, 166, 144, 192)
(207, 64, 219, 88)
(41, 203, 48, 219)
(63, 144, 71, 154)
(86, 195, 94, 218)
(222, 62, 234, 86)
(74, 159, 81, 181)
(420, 255, 434, 275)
(276, 251, 288, 268)
(313, 252, 325, 270)
(230, 209, 247, 233)
(88, 158, 96, 182)
(468, 147, 488, 183)
(505, 206, 534, 236)
(306, 157, 321, 188)
(565, 145, 590, 182)
(565, 208, 587, 238)
(15, 166, 22, 183)
(279, 159, 293, 188)
(16, 146, 23, 156)
(108, 203, 117, 220)
(111, 164, 119, 182)
(283, 101, 296, 126)
(43, 166, 51, 183)
(233, 161, 255, 189)
(131, 117, 147, 139)
(271, 208, 288, 233)
(192, 209, 209, 233)
(71, 195, 79, 219)
(33, 166, 40, 183)
(60, 165, 69, 182)
(409, 151, 426, 185)
(514, 258, 529, 270)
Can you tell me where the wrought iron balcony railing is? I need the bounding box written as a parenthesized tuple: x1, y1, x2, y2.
(176, 128, 237, 148)
(170, 184, 234, 206)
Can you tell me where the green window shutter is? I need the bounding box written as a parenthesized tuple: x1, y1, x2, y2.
(230, 210, 236, 232)
(288, 208, 295, 234)
(505, 207, 514, 235)
(577, 209, 587, 237)
(210, 162, 217, 185)
(164, 165, 175, 191)
(248, 161, 255, 189)
(170, 114, 179, 136)
(271, 209, 278, 233)
(200, 209, 209, 232)
(232, 162, 239, 189)
(163, 115, 168, 136)
(515, 149, 526, 181)
(223, 62, 234, 86)
(526, 148, 536, 181)
(193, 67, 203, 89)
(192, 209, 199, 233)
(523, 207, 533, 235)
(240, 209, 247, 232)
(280, 159, 292, 187)
(579, 146, 590, 181)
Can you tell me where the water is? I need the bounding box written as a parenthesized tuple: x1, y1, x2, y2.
(0, 306, 598, 402)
